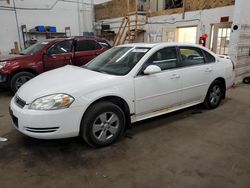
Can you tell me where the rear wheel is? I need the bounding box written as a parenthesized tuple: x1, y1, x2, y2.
(204, 80, 224, 109)
(10, 72, 35, 93)
(80, 101, 125, 147)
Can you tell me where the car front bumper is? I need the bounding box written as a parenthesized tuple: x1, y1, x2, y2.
(0, 74, 8, 87)
(9, 97, 84, 139)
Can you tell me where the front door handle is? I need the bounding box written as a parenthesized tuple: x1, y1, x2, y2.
(171, 74, 180, 79)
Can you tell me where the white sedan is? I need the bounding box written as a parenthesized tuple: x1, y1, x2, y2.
(9, 43, 235, 147)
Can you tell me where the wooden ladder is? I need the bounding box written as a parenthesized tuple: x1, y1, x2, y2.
(113, 0, 147, 46)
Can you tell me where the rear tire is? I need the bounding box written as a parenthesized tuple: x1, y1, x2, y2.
(10, 72, 35, 93)
(80, 101, 126, 147)
(204, 80, 224, 109)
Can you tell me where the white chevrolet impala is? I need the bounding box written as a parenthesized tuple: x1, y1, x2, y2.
(10, 43, 235, 147)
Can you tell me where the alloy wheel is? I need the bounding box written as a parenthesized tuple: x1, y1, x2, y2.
(92, 112, 120, 142)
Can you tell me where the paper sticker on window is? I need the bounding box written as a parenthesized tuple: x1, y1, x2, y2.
(132, 49, 149, 53)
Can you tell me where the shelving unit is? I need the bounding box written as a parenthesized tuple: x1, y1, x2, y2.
(21, 25, 71, 48)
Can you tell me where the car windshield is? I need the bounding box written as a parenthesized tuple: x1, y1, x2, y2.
(85, 47, 150, 75)
(20, 41, 49, 55)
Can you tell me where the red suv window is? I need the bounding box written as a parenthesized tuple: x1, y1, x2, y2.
(76, 40, 101, 51)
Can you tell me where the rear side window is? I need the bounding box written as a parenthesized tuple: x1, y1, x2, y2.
(203, 50, 216, 63)
(76, 40, 102, 51)
(180, 47, 205, 67)
(98, 40, 111, 48)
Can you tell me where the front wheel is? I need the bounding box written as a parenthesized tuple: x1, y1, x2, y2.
(10, 72, 35, 93)
(243, 77, 250, 84)
(80, 101, 126, 147)
(204, 80, 224, 109)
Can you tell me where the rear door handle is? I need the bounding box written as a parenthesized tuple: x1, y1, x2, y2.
(95, 51, 101, 55)
(205, 68, 213, 73)
(65, 56, 71, 60)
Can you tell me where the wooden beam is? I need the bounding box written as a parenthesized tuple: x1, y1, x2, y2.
(182, 0, 186, 19)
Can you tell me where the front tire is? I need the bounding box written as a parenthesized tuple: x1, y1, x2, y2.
(204, 80, 224, 109)
(243, 77, 250, 84)
(80, 101, 126, 147)
(10, 72, 35, 93)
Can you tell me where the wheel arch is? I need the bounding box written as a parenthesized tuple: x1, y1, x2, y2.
(212, 77, 226, 99)
(10, 68, 38, 80)
(81, 95, 132, 131)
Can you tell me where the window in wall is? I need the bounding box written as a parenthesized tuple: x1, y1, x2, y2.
(210, 23, 232, 55)
(216, 28, 231, 55)
(165, 0, 183, 9)
(177, 27, 197, 44)
(162, 28, 176, 42)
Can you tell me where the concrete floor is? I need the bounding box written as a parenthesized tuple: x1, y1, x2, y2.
(0, 85, 250, 188)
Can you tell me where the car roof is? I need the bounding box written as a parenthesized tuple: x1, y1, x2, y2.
(73, 36, 103, 41)
(40, 37, 103, 42)
(118, 42, 209, 50)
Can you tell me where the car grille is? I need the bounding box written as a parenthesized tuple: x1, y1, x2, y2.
(24, 127, 59, 133)
(15, 96, 26, 108)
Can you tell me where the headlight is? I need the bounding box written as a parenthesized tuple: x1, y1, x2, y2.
(29, 94, 74, 110)
(0, 61, 7, 69)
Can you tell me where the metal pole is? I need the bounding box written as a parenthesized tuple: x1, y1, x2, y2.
(91, 0, 95, 34)
(127, 0, 131, 41)
(77, 0, 81, 35)
(13, 0, 22, 51)
(135, 0, 138, 33)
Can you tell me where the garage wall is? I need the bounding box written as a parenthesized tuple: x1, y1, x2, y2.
(98, 5, 234, 48)
(229, 0, 250, 83)
(147, 5, 234, 47)
(0, 0, 95, 55)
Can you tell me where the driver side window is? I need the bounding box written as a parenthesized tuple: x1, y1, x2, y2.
(47, 40, 73, 55)
(145, 47, 178, 71)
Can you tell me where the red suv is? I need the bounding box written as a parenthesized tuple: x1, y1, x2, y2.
(0, 37, 111, 92)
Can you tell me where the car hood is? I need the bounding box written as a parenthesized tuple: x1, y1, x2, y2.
(0, 54, 30, 61)
(17, 65, 115, 103)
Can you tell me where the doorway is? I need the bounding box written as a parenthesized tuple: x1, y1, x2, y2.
(177, 26, 197, 44)
(210, 23, 232, 55)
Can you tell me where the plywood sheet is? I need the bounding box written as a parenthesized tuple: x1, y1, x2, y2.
(95, 0, 235, 20)
(95, 0, 136, 20)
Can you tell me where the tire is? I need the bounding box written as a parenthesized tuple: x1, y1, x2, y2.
(10, 72, 35, 93)
(204, 80, 224, 109)
(80, 101, 126, 147)
(243, 77, 250, 84)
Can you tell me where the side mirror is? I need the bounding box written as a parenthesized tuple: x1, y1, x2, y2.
(144, 65, 161, 75)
